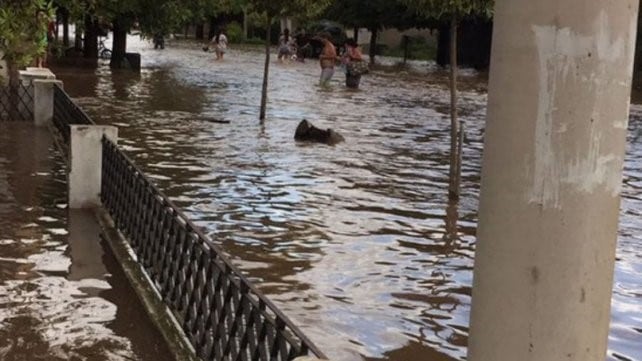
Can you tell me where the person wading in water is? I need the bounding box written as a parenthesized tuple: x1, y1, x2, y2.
(316, 32, 338, 87)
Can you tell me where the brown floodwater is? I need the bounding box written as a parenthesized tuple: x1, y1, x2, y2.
(0, 123, 174, 360)
(53, 35, 641, 361)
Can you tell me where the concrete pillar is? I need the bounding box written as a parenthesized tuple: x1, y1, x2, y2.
(69, 125, 117, 209)
(467, 1, 639, 361)
(19, 68, 55, 85)
(33, 79, 62, 127)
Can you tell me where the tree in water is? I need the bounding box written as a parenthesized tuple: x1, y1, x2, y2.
(247, 0, 332, 121)
(400, 0, 494, 200)
(56, 0, 189, 68)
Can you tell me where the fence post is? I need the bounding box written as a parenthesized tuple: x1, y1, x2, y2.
(33, 79, 63, 127)
(69, 125, 118, 209)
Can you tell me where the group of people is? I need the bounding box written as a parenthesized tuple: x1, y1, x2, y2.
(206, 28, 368, 89)
(316, 32, 368, 89)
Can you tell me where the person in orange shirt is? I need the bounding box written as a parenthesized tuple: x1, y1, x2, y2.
(317, 32, 338, 86)
(342, 38, 366, 88)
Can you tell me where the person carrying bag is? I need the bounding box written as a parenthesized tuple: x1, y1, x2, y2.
(343, 38, 368, 88)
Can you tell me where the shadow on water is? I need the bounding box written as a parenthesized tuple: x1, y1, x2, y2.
(52, 36, 641, 361)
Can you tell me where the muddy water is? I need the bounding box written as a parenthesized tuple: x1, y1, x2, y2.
(0, 123, 174, 360)
(53, 36, 641, 361)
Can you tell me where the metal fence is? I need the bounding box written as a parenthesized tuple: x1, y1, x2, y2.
(53, 83, 94, 143)
(0, 82, 34, 121)
(101, 138, 325, 361)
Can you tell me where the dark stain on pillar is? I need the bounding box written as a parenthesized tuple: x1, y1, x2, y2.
(531, 266, 540, 284)
(580, 287, 586, 303)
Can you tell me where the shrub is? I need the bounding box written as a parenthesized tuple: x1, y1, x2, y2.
(226, 22, 244, 44)
(382, 36, 437, 61)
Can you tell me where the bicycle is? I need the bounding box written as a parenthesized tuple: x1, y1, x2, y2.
(98, 36, 112, 59)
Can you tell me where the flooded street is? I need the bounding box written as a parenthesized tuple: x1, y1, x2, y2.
(0, 123, 174, 360)
(53, 36, 641, 361)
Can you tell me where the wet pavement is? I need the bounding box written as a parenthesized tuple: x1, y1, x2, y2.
(51, 35, 642, 361)
(0, 123, 174, 360)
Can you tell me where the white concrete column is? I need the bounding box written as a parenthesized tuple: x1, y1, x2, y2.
(467, 1, 638, 361)
(33, 79, 62, 127)
(69, 125, 118, 209)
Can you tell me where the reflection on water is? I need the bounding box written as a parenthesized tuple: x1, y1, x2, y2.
(0, 123, 173, 360)
(54, 36, 641, 361)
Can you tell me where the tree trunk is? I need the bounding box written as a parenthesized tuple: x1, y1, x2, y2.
(110, 19, 128, 68)
(74, 22, 83, 51)
(259, 17, 272, 121)
(403, 35, 410, 64)
(354, 27, 359, 43)
(369, 27, 378, 65)
(243, 9, 248, 41)
(54, 13, 59, 41)
(7, 62, 20, 120)
(448, 17, 460, 201)
(456, 120, 464, 196)
(209, 17, 216, 40)
(444, 199, 459, 247)
(436, 23, 449, 67)
(62, 9, 70, 47)
(195, 24, 204, 40)
(83, 15, 98, 58)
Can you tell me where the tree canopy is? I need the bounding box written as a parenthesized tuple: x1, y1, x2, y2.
(0, 0, 53, 73)
(324, 0, 422, 32)
(399, 0, 494, 19)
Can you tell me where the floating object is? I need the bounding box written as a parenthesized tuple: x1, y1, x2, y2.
(294, 119, 344, 145)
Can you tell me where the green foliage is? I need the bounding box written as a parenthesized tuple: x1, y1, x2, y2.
(226, 21, 244, 43)
(399, 0, 494, 19)
(58, 0, 196, 36)
(324, 0, 427, 31)
(249, 0, 332, 20)
(0, 0, 53, 71)
(244, 37, 265, 45)
(382, 35, 437, 61)
(137, 0, 192, 36)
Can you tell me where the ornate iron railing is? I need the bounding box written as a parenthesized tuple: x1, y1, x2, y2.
(0, 82, 34, 121)
(101, 138, 325, 361)
(53, 83, 94, 143)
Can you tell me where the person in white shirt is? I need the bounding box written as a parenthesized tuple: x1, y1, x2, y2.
(278, 28, 295, 62)
(211, 29, 228, 61)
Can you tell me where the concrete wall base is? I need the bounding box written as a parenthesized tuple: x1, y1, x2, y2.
(94, 208, 199, 361)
